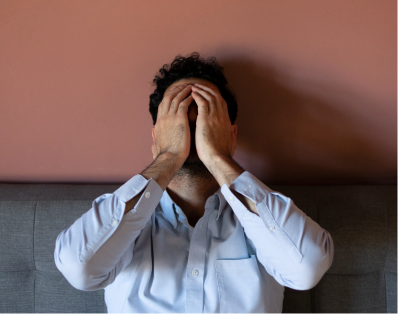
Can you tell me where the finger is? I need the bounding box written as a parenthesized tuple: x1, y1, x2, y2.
(160, 84, 188, 115)
(193, 83, 218, 97)
(169, 85, 193, 113)
(165, 83, 188, 96)
(192, 91, 209, 116)
(177, 94, 193, 115)
(194, 83, 225, 115)
(191, 86, 217, 115)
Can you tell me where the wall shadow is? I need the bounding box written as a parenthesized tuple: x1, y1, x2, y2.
(218, 54, 396, 185)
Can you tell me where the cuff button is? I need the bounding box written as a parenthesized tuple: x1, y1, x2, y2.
(145, 192, 150, 198)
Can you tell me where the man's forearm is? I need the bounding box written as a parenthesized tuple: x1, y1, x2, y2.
(124, 153, 180, 214)
(206, 155, 259, 216)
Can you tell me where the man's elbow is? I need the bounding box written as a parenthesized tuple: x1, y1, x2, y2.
(292, 263, 328, 291)
(68, 273, 108, 292)
(55, 258, 107, 291)
(291, 233, 334, 291)
(54, 245, 106, 291)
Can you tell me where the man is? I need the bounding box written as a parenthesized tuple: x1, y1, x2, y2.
(55, 52, 334, 313)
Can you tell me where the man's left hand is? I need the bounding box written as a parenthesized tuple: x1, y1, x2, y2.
(191, 83, 257, 214)
(191, 82, 244, 187)
(191, 83, 234, 167)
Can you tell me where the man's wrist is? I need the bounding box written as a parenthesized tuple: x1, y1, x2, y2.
(141, 152, 183, 190)
(205, 154, 244, 187)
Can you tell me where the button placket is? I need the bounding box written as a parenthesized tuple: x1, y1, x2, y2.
(185, 212, 211, 313)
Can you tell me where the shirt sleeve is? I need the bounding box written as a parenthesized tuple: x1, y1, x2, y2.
(54, 174, 163, 291)
(220, 171, 334, 291)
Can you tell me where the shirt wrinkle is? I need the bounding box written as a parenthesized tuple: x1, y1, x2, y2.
(54, 170, 333, 313)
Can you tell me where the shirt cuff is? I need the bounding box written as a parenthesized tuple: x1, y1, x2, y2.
(130, 178, 163, 220)
(221, 171, 273, 203)
(220, 171, 261, 220)
(113, 174, 150, 203)
(114, 174, 164, 221)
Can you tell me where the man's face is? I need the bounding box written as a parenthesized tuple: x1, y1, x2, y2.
(154, 78, 222, 175)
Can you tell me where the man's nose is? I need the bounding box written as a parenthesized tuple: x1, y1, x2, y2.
(187, 101, 198, 122)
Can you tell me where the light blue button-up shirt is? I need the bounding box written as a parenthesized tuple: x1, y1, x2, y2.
(54, 171, 334, 313)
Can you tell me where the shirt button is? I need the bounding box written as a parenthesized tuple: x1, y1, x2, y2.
(111, 219, 118, 227)
(269, 225, 275, 231)
(192, 269, 199, 277)
(244, 185, 252, 192)
(145, 192, 150, 198)
(229, 196, 235, 202)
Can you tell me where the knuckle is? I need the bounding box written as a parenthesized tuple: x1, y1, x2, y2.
(163, 95, 172, 102)
(171, 99, 179, 107)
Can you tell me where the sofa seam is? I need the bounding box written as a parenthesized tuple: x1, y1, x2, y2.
(384, 206, 390, 311)
(33, 201, 37, 312)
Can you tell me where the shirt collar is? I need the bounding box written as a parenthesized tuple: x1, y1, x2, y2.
(159, 187, 228, 229)
(159, 189, 179, 229)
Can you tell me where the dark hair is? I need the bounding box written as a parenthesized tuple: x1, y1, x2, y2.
(149, 52, 238, 125)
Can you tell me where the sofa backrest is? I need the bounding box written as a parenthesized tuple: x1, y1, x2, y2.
(0, 183, 396, 313)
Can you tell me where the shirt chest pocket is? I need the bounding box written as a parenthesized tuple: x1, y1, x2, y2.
(215, 255, 267, 313)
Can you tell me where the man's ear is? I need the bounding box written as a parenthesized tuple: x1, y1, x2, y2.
(231, 124, 238, 156)
(152, 127, 156, 142)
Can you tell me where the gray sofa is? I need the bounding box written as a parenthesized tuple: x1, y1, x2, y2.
(0, 182, 396, 313)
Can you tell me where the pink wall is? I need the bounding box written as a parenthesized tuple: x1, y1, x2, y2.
(0, 0, 396, 184)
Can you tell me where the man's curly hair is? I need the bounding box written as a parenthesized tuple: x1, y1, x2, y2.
(149, 52, 238, 125)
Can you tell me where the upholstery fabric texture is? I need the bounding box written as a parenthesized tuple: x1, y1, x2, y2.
(0, 183, 396, 313)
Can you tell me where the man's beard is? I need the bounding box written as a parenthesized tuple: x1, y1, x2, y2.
(175, 139, 212, 180)
(175, 121, 213, 180)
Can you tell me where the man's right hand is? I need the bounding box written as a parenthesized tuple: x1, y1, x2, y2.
(152, 83, 193, 167)
(124, 84, 193, 214)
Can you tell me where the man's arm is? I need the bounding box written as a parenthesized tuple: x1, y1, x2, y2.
(203, 154, 259, 215)
(208, 156, 334, 290)
(124, 152, 181, 214)
(190, 82, 260, 216)
(191, 83, 333, 290)
(125, 84, 194, 213)
(55, 85, 194, 291)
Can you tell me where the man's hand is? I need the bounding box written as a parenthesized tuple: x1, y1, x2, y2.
(152, 84, 193, 167)
(191, 83, 257, 215)
(191, 83, 234, 164)
(191, 83, 245, 187)
(125, 83, 195, 214)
